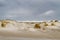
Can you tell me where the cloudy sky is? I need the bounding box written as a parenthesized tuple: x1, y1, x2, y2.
(0, 0, 60, 21)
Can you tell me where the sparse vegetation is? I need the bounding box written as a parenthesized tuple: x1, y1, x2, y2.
(1, 21, 9, 27)
(55, 20, 58, 22)
(50, 20, 58, 22)
(51, 23, 55, 26)
(34, 24, 41, 29)
(44, 23, 48, 26)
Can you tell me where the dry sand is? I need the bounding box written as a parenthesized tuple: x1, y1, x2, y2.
(0, 20, 60, 40)
(0, 30, 60, 39)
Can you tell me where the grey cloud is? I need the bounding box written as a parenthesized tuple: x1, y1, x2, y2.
(0, 0, 60, 20)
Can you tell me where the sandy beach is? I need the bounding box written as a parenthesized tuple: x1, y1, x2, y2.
(0, 30, 60, 39)
(0, 20, 60, 40)
(0, 31, 60, 40)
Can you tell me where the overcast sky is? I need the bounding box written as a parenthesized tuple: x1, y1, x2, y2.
(0, 0, 60, 21)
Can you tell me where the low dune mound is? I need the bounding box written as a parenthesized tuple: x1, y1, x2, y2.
(1, 20, 10, 27)
(0, 20, 18, 31)
(0, 20, 60, 38)
(0, 19, 60, 32)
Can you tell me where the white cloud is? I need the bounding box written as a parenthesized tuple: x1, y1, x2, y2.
(43, 10, 54, 15)
(36, 10, 55, 20)
(38, 10, 54, 16)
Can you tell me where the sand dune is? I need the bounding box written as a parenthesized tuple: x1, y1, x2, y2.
(0, 19, 60, 39)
